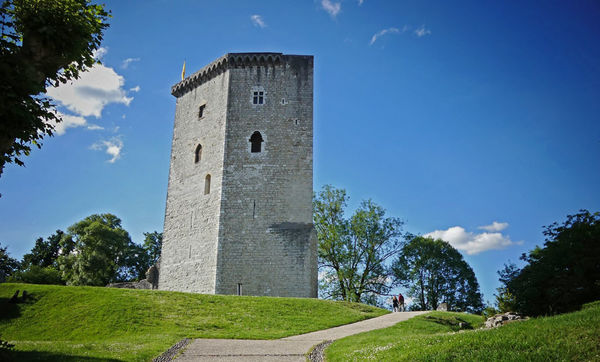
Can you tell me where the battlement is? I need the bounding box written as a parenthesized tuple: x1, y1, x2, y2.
(171, 52, 312, 97)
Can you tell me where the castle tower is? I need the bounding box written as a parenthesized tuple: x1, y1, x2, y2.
(159, 53, 317, 298)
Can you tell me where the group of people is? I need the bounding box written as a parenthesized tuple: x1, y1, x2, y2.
(391, 293, 405, 312)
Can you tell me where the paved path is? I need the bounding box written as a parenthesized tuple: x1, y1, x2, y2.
(175, 311, 426, 361)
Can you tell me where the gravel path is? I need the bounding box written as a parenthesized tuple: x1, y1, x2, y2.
(171, 311, 425, 361)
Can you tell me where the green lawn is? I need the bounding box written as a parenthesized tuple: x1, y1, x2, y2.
(0, 283, 387, 361)
(326, 302, 600, 361)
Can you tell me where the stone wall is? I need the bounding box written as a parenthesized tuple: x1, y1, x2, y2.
(158, 71, 230, 293)
(215, 55, 316, 297)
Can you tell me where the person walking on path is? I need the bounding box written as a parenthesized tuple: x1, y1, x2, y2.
(398, 293, 405, 312)
(392, 296, 399, 312)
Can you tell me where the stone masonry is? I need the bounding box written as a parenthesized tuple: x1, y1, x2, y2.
(159, 53, 318, 298)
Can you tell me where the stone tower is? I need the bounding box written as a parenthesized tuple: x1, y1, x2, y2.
(159, 53, 317, 298)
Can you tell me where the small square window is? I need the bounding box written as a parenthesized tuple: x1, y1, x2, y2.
(198, 104, 206, 118)
(253, 91, 264, 105)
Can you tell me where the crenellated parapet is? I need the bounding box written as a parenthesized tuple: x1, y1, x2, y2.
(171, 52, 289, 97)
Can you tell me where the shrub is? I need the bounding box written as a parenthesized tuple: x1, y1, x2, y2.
(8, 266, 64, 285)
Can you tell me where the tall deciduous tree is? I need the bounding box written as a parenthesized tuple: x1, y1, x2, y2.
(493, 262, 519, 313)
(21, 230, 63, 269)
(57, 213, 138, 286)
(392, 236, 483, 313)
(142, 231, 162, 265)
(123, 231, 163, 282)
(314, 185, 406, 304)
(8, 230, 65, 285)
(0, 0, 110, 176)
(506, 210, 600, 316)
(0, 242, 19, 282)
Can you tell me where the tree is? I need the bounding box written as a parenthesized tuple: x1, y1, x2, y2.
(392, 236, 483, 313)
(57, 213, 139, 286)
(120, 231, 163, 282)
(0, 242, 19, 282)
(8, 230, 65, 285)
(142, 231, 162, 265)
(506, 210, 600, 316)
(493, 262, 519, 313)
(20, 230, 63, 269)
(314, 185, 406, 304)
(0, 0, 110, 176)
(8, 265, 63, 285)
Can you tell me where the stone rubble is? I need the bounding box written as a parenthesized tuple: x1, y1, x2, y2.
(484, 312, 528, 328)
(106, 279, 152, 289)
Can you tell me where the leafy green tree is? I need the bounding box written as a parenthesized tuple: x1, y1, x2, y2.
(392, 236, 483, 313)
(8, 265, 63, 285)
(314, 185, 406, 304)
(0, 0, 110, 177)
(10, 230, 65, 284)
(20, 230, 63, 269)
(495, 288, 517, 313)
(142, 231, 162, 265)
(0, 242, 19, 282)
(506, 210, 600, 316)
(493, 262, 519, 313)
(122, 242, 151, 282)
(57, 213, 139, 286)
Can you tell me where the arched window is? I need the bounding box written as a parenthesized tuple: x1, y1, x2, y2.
(249, 131, 264, 153)
(194, 144, 202, 163)
(204, 174, 211, 195)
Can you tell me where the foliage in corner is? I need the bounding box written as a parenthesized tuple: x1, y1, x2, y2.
(0, 0, 110, 177)
(503, 210, 600, 316)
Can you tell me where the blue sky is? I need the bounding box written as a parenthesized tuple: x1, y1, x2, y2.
(1, 0, 599, 304)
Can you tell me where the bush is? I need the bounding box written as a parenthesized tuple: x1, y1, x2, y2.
(8, 266, 64, 285)
(507, 210, 600, 316)
(482, 305, 499, 319)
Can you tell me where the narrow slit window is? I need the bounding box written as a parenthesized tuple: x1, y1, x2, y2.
(237, 283, 243, 296)
(198, 104, 206, 118)
(204, 174, 211, 194)
(253, 91, 264, 105)
(194, 144, 202, 163)
(249, 131, 264, 153)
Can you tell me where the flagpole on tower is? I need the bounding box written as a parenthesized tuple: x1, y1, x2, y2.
(181, 60, 186, 80)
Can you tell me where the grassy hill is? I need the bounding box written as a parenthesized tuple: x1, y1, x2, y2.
(0, 283, 387, 361)
(325, 302, 600, 361)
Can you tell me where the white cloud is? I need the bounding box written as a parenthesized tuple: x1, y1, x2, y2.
(358, 0, 364, 5)
(48, 62, 133, 119)
(44, 48, 133, 137)
(47, 110, 106, 135)
(479, 221, 509, 232)
(321, 0, 341, 17)
(91, 137, 123, 163)
(250, 14, 266, 28)
(370, 27, 405, 45)
(86, 124, 104, 131)
(414, 25, 431, 37)
(93, 47, 108, 60)
(121, 57, 140, 69)
(425, 225, 521, 255)
(51, 113, 88, 135)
